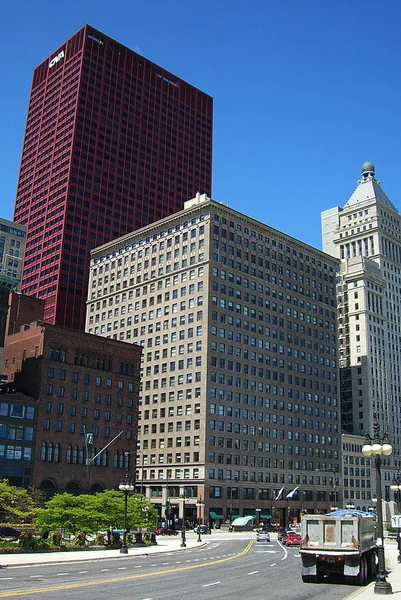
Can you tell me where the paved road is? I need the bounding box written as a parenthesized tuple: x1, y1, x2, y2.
(0, 535, 366, 600)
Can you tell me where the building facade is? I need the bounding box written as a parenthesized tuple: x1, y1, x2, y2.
(87, 192, 341, 526)
(0, 390, 36, 489)
(14, 24, 213, 332)
(322, 162, 401, 495)
(0, 218, 26, 370)
(2, 319, 142, 493)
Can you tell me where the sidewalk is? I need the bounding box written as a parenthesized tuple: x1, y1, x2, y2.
(0, 533, 203, 568)
(347, 541, 401, 599)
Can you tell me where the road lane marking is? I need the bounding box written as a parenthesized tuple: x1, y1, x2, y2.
(78, 571, 88, 574)
(270, 563, 276, 566)
(101, 569, 110, 572)
(248, 571, 259, 575)
(117, 567, 127, 570)
(0, 541, 253, 598)
(202, 582, 221, 588)
(30, 576, 43, 578)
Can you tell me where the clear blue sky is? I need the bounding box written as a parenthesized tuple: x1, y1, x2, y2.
(2, 0, 401, 250)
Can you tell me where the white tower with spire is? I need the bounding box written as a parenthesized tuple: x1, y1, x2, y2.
(321, 162, 401, 476)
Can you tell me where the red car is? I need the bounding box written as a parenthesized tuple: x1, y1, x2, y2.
(154, 528, 179, 536)
(285, 532, 302, 546)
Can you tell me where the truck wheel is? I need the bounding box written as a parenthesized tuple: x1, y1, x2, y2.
(356, 557, 367, 585)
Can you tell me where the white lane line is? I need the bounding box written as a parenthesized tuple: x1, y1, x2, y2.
(56, 573, 68, 576)
(248, 571, 259, 575)
(30, 575, 43, 578)
(202, 582, 221, 588)
(271, 563, 276, 566)
(162, 562, 170, 565)
(0, 578, 13, 581)
(117, 567, 127, 570)
(78, 571, 88, 574)
(101, 569, 110, 572)
(135, 565, 143, 568)
(151, 563, 157, 567)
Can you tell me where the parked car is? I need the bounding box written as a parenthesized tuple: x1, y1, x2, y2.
(193, 525, 211, 534)
(0, 526, 21, 539)
(285, 532, 302, 546)
(256, 530, 271, 542)
(154, 527, 179, 536)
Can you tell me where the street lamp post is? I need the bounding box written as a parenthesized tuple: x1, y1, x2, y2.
(119, 471, 135, 554)
(196, 498, 204, 542)
(180, 491, 187, 548)
(362, 422, 393, 595)
(390, 477, 401, 564)
(390, 476, 401, 513)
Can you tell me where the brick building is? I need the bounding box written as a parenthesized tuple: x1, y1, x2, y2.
(2, 316, 142, 493)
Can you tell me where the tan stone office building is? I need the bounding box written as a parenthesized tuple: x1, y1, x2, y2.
(87, 193, 341, 527)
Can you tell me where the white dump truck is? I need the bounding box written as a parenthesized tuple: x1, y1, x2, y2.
(300, 511, 377, 584)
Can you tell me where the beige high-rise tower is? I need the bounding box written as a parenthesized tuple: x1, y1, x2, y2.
(322, 162, 401, 503)
(87, 193, 341, 527)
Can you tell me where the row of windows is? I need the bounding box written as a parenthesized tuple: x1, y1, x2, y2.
(0, 444, 32, 461)
(0, 423, 34, 441)
(0, 403, 35, 420)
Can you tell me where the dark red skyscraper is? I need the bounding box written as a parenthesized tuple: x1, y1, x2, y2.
(14, 25, 213, 330)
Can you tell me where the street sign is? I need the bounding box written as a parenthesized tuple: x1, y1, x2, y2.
(391, 515, 401, 528)
(162, 505, 167, 509)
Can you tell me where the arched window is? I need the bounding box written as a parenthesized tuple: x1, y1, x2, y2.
(119, 452, 124, 468)
(40, 442, 47, 462)
(54, 444, 60, 463)
(102, 448, 108, 467)
(47, 442, 53, 462)
(72, 445, 78, 464)
(79, 446, 84, 465)
(66, 445, 72, 463)
(113, 450, 119, 468)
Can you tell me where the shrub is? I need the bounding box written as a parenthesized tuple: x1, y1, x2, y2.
(73, 532, 87, 547)
(95, 533, 105, 546)
(48, 531, 63, 546)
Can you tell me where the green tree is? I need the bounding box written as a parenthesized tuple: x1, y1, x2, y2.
(0, 479, 41, 523)
(34, 491, 158, 534)
(34, 493, 98, 533)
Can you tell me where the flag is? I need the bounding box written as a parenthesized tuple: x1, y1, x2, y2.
(274, 485, 285, 500)
(286, 486, 299, 499)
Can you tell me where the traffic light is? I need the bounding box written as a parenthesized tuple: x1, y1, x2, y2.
(86, 432, 94, 445)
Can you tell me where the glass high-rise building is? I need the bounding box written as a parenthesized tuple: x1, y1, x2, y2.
(14, 25, 213, 331)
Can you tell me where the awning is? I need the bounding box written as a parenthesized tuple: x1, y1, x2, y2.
(260, 512, 272, 519)
(210, 511, 224, 519)
(231, 514, 241, 520)
(231, 516, 254, 526)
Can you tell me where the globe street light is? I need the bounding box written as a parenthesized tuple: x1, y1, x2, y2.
(345, 502, 356, 510)
(119, 473, 135, 554)
(362, 422, 393, 595)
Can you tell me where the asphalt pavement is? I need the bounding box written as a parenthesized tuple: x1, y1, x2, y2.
(0, 531, 204, 567)
(1, 531, 401, 600)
